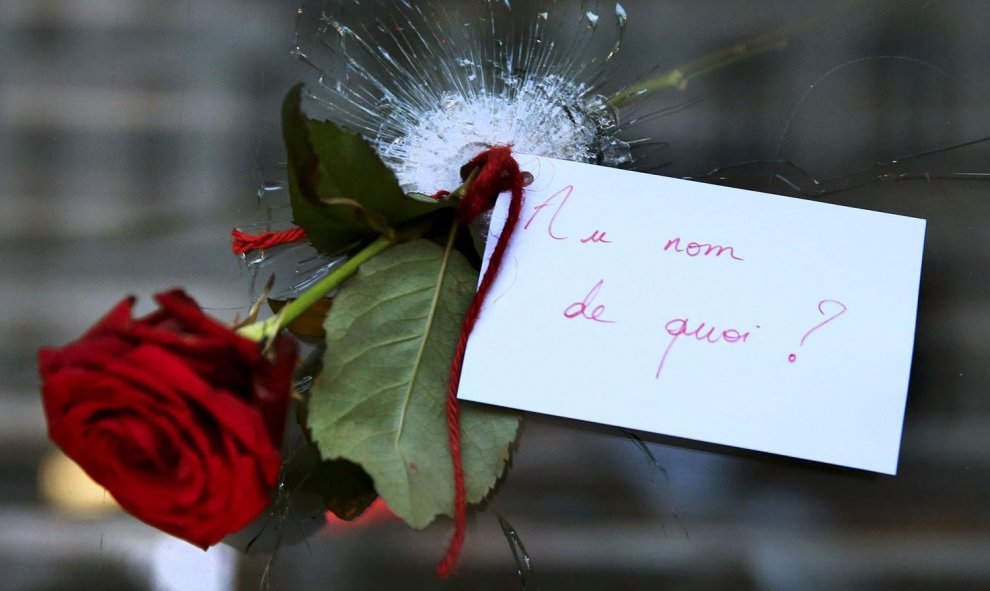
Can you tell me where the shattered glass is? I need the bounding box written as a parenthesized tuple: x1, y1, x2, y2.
(242, 0, 640, 301)
(292, 0, 632, 194)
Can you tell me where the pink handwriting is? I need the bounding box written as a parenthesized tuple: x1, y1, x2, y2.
(563, 279, 616, 324)
(789, 299, 847, 363)
(580, 230, 612, 244)
(524, 185, 572, 240)
(663, 237, 744, 261)
(523, 184, 617, 245)
(656, 317, 758, 379)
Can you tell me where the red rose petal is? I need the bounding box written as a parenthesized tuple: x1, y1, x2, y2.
(38, 289, 296, 549)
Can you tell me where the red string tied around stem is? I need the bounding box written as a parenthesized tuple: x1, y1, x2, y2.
(231, 191, 451, 255)
(230, 227, 308, 254)
(437, 145, 526, 578)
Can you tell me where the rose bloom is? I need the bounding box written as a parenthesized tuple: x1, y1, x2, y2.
(38, 290, 296, 548)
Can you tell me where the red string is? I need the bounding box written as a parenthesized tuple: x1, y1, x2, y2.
(230, 227, 308, 254)
(437, 146, 525, 578)
(232, 190, 450, 255)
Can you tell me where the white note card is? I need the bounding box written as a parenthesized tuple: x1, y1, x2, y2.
(459, 155, 926, 475)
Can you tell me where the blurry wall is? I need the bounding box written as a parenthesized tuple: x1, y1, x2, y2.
(1, 1, 989, 590)
(0, 1, 297, 589)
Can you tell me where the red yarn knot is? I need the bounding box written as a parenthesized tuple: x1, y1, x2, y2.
(437, 145, 526, 578)
(230, 227, 308, 255)
(454, 145, 522, 224)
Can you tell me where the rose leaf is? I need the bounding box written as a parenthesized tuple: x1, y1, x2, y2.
(281, 84, 450, 255)
(306, 238, 521, 529)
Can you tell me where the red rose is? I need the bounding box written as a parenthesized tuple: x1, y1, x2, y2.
(38, 290, 296, 548)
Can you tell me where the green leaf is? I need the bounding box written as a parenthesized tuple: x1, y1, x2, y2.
(281, 84, 450, 255)
(407, 192, 444, 204)
(306, 237, 521, 529)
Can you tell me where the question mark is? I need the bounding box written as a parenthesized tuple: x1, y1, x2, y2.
(788, 299, 847, 363)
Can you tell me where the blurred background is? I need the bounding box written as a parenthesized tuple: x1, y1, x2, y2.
(2, 1, 989, 589)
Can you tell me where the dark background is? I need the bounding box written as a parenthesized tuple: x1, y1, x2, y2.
(2, 1, 988, 589)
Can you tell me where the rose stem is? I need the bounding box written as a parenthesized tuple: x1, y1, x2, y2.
(606, 0, 865, 110)
(237, 170, 481, 344)
(236, 235, 392, 342)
